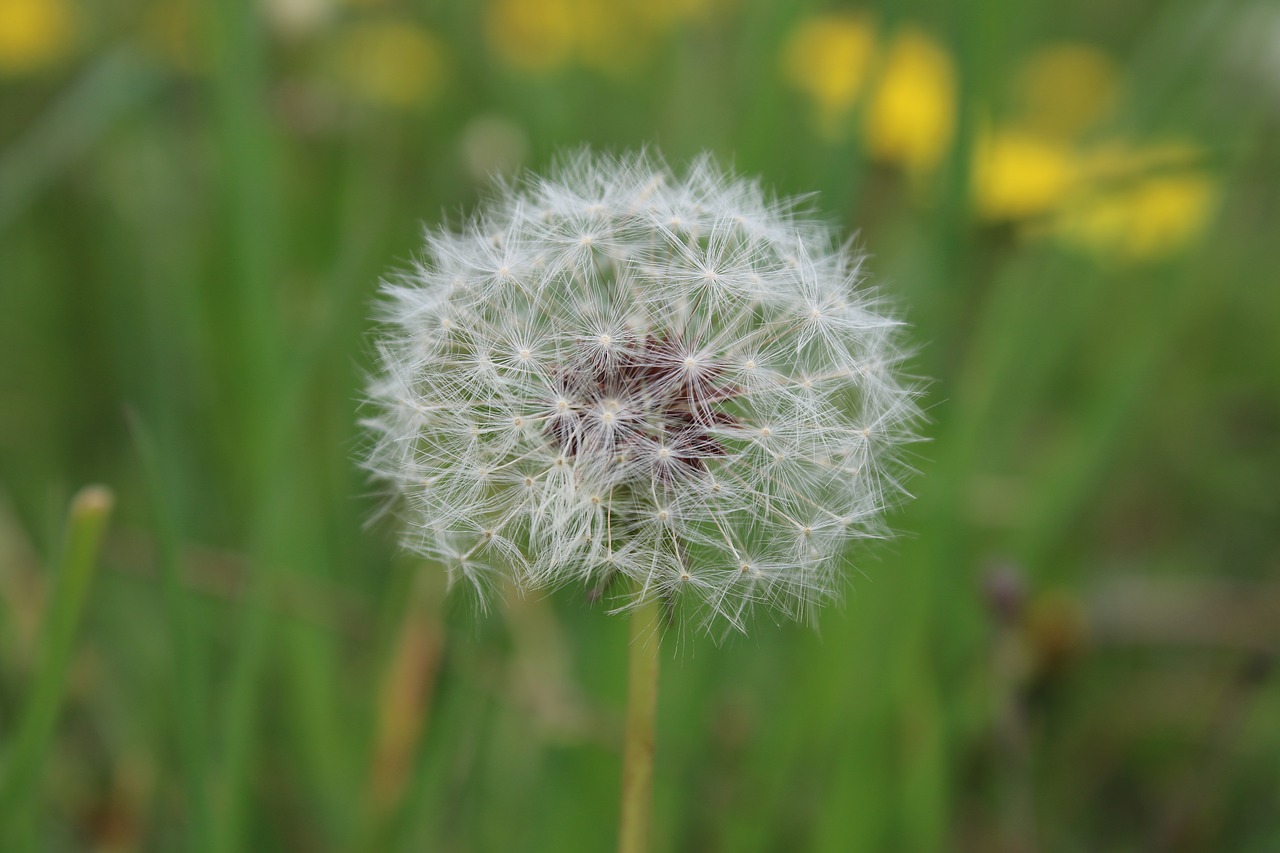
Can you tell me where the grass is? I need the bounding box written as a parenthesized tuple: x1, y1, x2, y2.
(0, 486, 113, 849)
(1, 0, 1278, 850)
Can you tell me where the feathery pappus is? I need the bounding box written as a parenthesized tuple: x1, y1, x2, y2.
(361, 149, 922, 634)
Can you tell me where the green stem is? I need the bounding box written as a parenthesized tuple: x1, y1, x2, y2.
(617, 595, 662, 853)
(129, 412, 213, 850)
(0, 486, 113, 843)
(205, 0, 281, 847)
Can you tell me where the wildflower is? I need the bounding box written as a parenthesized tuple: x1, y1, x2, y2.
(864, 27, 956, 178)
(781, 13, 877, 137)
(485, 0, 718, 74)
(362, 151, 921, 632)
(972, 128, 1078, 221)
(485, 0, 577, 72)
(783, 16, 958, 177)
(1049, 157, 1218, 261)
(971, 46, 1218, 261)
(0, 0, 72, 75)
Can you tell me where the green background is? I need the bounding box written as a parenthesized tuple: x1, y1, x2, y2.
(1, 0, 1277, 850)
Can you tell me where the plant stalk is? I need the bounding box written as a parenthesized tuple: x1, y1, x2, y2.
(0, 485, 113, 843)
(617, 595, 662, 853)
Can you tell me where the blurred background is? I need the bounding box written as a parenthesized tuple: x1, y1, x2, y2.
(1, 0, 1278, 849)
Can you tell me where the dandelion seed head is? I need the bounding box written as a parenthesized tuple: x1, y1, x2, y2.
(362, 149, 922, 634)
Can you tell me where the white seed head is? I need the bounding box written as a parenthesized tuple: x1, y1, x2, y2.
(362, 149, 922, 634)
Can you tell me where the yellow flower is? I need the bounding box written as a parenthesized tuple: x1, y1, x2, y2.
(781, 13, 877, 137)
(1077, 140, 1202, 185)
(1016, 44, 1119, 138)
(484, 0, 719, 74)
(1052, 143, 1217, 261)
(486, 0, 577, 73)
(972, 128, 1078, 221)
(863, 27, 955, 178)
(0, 0, 73, 75)
(973, 47, 1215, 262)
(332, 21, 447, 109)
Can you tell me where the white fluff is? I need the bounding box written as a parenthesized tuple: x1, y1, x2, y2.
(362, 149, 921, 633)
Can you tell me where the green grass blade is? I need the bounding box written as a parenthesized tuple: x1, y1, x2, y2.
(203, 0, 285, 846)
(128, 411, 214, 852)
(0, 485, 114, 841)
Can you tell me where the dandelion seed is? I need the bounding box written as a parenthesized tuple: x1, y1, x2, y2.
(362, 149, 922, 633)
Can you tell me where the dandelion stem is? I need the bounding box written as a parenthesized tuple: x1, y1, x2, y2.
(617, 594, 662, 853)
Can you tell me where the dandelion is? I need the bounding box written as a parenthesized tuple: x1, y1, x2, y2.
(363, 148, 919, 628)
(361, 149, 921, 852)
(485, 0, 721, 74)
(973, 131, 1220, 262)
(485, 0, 578, 72)
(972, 47, 1218, 262)
(864, 26, 956, 179)
(781, 13, 878, 137)
(972, 128, 1079, 221)
(1050, 143, 1218, 262)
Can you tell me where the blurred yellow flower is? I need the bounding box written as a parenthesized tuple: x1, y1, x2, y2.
(1016, 44, 1119, 138)
(1078, 140, 1203, 185)
(0, 0, 72, 75)
(486, 0, 577, 72)
(485, 0, 720, 74)
(972, 129, 1078, 221)
(1053, 173, 1217, 261)
(332, 21, 447, 109)
(781, 13, 877, 137)
(864, 27, 955, 178)
(1051, 143, 1217, 261)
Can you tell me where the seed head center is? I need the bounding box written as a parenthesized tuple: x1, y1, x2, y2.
(544, 332, 737, 480)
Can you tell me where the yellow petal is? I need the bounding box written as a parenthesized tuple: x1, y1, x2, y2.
(972, 129, 1078, 221)
(1055, 172, 1217, 261)
(781, 13, 878, 137)
(485, 0, 582, 72)
(864, 27, 956, 178)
